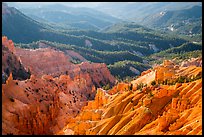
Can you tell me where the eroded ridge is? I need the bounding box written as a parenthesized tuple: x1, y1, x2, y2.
(58, 60, 202, 135)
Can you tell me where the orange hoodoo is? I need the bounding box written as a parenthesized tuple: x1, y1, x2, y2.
(2, 36, 16, 53)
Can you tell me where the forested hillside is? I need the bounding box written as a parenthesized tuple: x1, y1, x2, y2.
(3, 3, 202, 80)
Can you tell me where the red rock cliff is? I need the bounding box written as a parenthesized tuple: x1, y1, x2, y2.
(2, 36, 30, 83)
(15, 47, 116, 88)
(2, 38, 116, 135)
(57, 60, 202, 135)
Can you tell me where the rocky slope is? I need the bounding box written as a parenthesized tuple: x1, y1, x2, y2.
(2, 36, 30, 83)
(15, 47, 73, 77)
(180, 57, 202, 67)
(2, 70, 115, 135)
(2, 74, 60, 135)
(131, 59, 202, 88)
(57, 59, 202, 135)
(15, 45, 115, 88)
(2, 37, 116, 135)
(34, 41, 88, 63)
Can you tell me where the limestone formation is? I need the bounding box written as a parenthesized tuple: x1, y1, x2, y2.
(15, 47, 115, 89)
(2, 36, 30, 83)
(181, 57, 202, 67)
(2, 37, 116, 135)
(58, 60, 202, 135)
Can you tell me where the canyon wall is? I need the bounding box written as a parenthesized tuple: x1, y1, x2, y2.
(15, 46, 116, 89)
(2, 37, 116, 135)
(2, 36, 30, 83)
(57, 61, 202, 135)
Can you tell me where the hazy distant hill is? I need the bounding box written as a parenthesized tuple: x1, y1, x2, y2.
(141, 5, 202, 35)
(94, 2, 201, 20)
(94, 2, 202, 38)
(2, 4, 186, 53)
(2, 3, 99, 44)
(18, 4, 121, 30)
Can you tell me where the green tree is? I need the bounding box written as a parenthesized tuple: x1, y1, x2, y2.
(151, 80, 156, 86)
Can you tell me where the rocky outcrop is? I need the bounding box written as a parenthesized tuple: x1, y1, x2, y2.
(131, 70, 155, 90)
(2, 74, 60, 135)
(2, 71, 112, 135)
(57, 61, 202, 135)
(176, 66, 202, 78)
(108, 82, 131, 95)
(131, 58, 202, 88)
(2, 36, 30, 83)
(56, 88, 111, 135)
(37, 41, 87, 62)
(2, 36, 15, 53)
(141, 69, 152, 76)
(15, 47, 116, 90)
(154, 60, 176, 82)
(15, 47, 73, 77)
(181, 57, 202, 67)
(2, 62, 116, 135)
(2, 37, 116, 135)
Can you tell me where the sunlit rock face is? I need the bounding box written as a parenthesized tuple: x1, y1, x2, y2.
(2, 66, 116, 135)
(57, 60, 202, 135)
(2, 74, 60, 135)
(15, 46, 116, 99)
(14, 47, 116, 88)
(2, 37, 116, 135)
(2, 36, 15, 53)
(131, 59, 202, 87)
(15, 47, 73, 77)
(15, 44, 116, 98)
